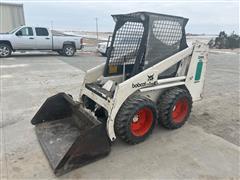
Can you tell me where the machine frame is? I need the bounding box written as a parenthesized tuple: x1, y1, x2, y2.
(80, 41, 208, 141)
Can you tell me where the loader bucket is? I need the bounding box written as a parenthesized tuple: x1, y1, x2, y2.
(31, 93, 111, 176)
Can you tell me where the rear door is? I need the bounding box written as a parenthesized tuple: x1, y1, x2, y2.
(13, 27, 36, 49)
(35, 27, 52, 49)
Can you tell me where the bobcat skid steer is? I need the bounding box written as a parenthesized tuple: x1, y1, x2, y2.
(31, 12, 208, 176)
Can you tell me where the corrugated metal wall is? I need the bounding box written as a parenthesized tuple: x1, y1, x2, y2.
(0, 3, 25, 33)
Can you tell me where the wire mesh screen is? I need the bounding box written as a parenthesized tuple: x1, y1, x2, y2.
(152, 20, 182, 46)
(144, 15, 188, 78)
(109, 21, 144, 66)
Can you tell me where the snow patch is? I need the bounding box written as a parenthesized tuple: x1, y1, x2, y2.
(0, 64, 29, 68)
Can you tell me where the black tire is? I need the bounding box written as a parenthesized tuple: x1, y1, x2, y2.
(62, 44, 76, 57)
(106, 47, 111, 57)
(0, 43, 12, 58)
(114, 95, 157, 144)
(100, 52, 107, 57)
(157, 87, 192, 129)
(57, 50, 64, 56)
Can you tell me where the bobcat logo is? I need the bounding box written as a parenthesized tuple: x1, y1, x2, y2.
(132, 74, 156, 89)
(147, 74, 154, 81)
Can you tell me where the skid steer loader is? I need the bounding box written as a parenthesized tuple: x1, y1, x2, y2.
(31, 12, 208, 176)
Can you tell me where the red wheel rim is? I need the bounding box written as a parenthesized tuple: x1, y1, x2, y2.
(171, 97, 189, 123)
(130, 107, 153, 137)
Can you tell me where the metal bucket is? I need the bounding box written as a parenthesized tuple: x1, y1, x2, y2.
(31, 93, 111, 176)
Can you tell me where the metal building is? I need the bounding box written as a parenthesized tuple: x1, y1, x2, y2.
(0, 3, 25, 33)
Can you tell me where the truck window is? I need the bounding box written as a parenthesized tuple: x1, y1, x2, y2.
(35, 28, 49, 36)
(16, 27, 33, 36)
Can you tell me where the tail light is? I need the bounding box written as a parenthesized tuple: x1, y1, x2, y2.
(80, 38, 83, 45)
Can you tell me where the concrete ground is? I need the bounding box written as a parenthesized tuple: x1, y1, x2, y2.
(0, 49, 240, 179)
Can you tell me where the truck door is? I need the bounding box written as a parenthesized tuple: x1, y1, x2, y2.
(14, 27, 36, 50)
(35, 27, 52, 49)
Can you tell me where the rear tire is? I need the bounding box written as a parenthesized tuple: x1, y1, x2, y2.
(62, 44, 76, 57)
(157, 87, 192, 129)
(114, 95, 157, 144)
(0, 43, 12, 58)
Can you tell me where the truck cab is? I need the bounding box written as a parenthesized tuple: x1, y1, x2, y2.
(11, 26, 52, 50)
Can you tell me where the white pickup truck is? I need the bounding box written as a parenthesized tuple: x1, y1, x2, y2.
(97, 36, 141, 57)
(0, 26, 83, 57)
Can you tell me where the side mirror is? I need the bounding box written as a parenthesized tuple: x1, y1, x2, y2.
(16, 31, 22, 36)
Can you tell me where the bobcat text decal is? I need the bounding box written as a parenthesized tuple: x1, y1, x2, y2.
(132, 74, 157, 88)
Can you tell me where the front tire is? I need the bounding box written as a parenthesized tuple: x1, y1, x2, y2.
(0, 44, 12, 58)
(106, 47, 111, 57)
(157, 87, 192, 129)
(57, 50, 64, 56)
(62, 44, 76, 57)
(100, 52, 106, 57)
(114, 95, 157, 144)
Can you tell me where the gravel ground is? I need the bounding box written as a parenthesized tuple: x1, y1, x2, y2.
(190, 51, 240, 146)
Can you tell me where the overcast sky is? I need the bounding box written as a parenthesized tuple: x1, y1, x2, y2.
(3, 0, 240, 34)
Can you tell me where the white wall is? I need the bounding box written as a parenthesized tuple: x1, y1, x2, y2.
(0, 3, 25, 33)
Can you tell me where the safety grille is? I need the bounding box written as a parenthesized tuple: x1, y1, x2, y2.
(109, 21, 144, 66)
(152, 19, 182, 47)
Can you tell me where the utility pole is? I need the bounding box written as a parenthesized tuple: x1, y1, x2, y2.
(51, 21, 54, 47)
(95, 17, 99, 43)
(51, 21, 53, 30)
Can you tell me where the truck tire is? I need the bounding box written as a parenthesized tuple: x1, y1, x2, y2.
(100, 52, 106, 57)
(57, 50, 64, 56)
(0, 43, 12, 58)
(157, 87, 192, 129)
(62, 44, 76, 57)
(114, 95, 157, 144)
(106, 47, 111, 57)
